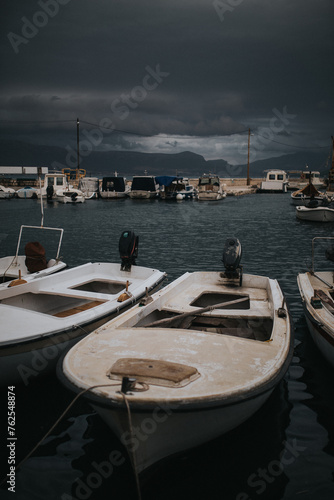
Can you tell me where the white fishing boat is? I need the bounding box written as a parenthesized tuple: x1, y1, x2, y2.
(99, 175, 130, 199)
(59, 238, 292, 474)
(259, 170, 289, 193)
(37, 172, 69, 200)
(56, 187, 85, 203)
(16, 186, 38, 199)
(0, 225, 66, 287)
(0, 231, 166, 386)
(0, 185, 15, 199)
(288, 169, 324, 190)
(128, 176, 159, 199)
(296, 205, 334, 222)
(197, 173, 226, 200)
(297, 237, 334, 368)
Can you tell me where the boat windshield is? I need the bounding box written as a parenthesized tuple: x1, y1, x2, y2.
(199, 176, 220, 186)
(102, 177, 125, 192)
(131, 177, 156, 191)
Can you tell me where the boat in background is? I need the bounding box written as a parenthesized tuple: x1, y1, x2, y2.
(297, 237, 334, 368)
(0, 185, 15, 199)
(259, 170, 289, 193)
(156, 176, 198, 200)
(16, 186, 38, 199)
(99, 174, 130, 199)
(128, 176, 159, 199)
(56, 187, 85, 203)
(288, 169, 324, 190)
(78, 177, 99, 199)
(0, 225, 66, 287)
(37, 172, 69, 200)
(1, 230, 166, 386)
(197, 173, 226, 200)
(59, 238, 292, 474)
(291, 181, 327, 206)
(296, 205, 334, 222)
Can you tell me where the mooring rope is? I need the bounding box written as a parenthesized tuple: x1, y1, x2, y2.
(122, 392, 142, 500)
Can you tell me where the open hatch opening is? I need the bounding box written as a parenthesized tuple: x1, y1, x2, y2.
(70, 280, 128, 294)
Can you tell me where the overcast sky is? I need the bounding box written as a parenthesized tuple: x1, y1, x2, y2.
(1, 0, 333, 164)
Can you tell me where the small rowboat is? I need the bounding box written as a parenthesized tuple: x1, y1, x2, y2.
(59, 238, 293, 474)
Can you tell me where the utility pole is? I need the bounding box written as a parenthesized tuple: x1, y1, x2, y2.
(76, 117, 80, 179)
(247, 128, 251, 186)
(328, 135, 334, 192)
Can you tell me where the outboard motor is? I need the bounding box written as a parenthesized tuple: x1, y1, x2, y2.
(46, 185, 54, 200)
(222, 237, 243, 286)
(119, 231, 139, 271)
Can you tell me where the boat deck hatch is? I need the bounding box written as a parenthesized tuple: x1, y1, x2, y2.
(70, 280, 128, 294)
(107, 358, 200, 388)
(190, 292, 250, 309)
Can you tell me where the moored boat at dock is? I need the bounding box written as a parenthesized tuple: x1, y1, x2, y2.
(128, 175, 159, 199)
(291, 182, 328, 206)
(0, 224, 66, 287)
(197, 173, 226, 200)
(0, 231, 166, 386)
(296, 205, 334, 222)
(99, 174, 130, 199)
(297, 237, 334, 368)
(259, 170, 289, 193)
(59, 238, 293, 474)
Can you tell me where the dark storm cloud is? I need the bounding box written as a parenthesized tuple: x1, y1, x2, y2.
(0, 0, 333, 159)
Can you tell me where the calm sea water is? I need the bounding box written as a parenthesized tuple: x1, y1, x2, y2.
(1, 193, 334, 500)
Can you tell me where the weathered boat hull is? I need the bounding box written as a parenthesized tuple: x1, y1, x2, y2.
(60, 270, 293, 473)
(92, 388, 274, 473)
(128, 191, 157, 199)
(296, 206, 334, 222)
(197, 191, 225, 201)
(100, 191, 128, 199)
(0, 262, 166, 386)
(297, 270, 334, 368)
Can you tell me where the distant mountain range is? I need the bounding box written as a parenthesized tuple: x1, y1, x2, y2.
(0, 139, 331, 179)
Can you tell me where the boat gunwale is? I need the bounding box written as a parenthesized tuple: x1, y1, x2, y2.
(58, 272, 293, 412)
(57, 332, 294, 412)
(0, 272, 166, 349)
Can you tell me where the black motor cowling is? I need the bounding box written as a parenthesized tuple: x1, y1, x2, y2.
(119, 231, 139, 271)
(222, 237, 242, 283)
